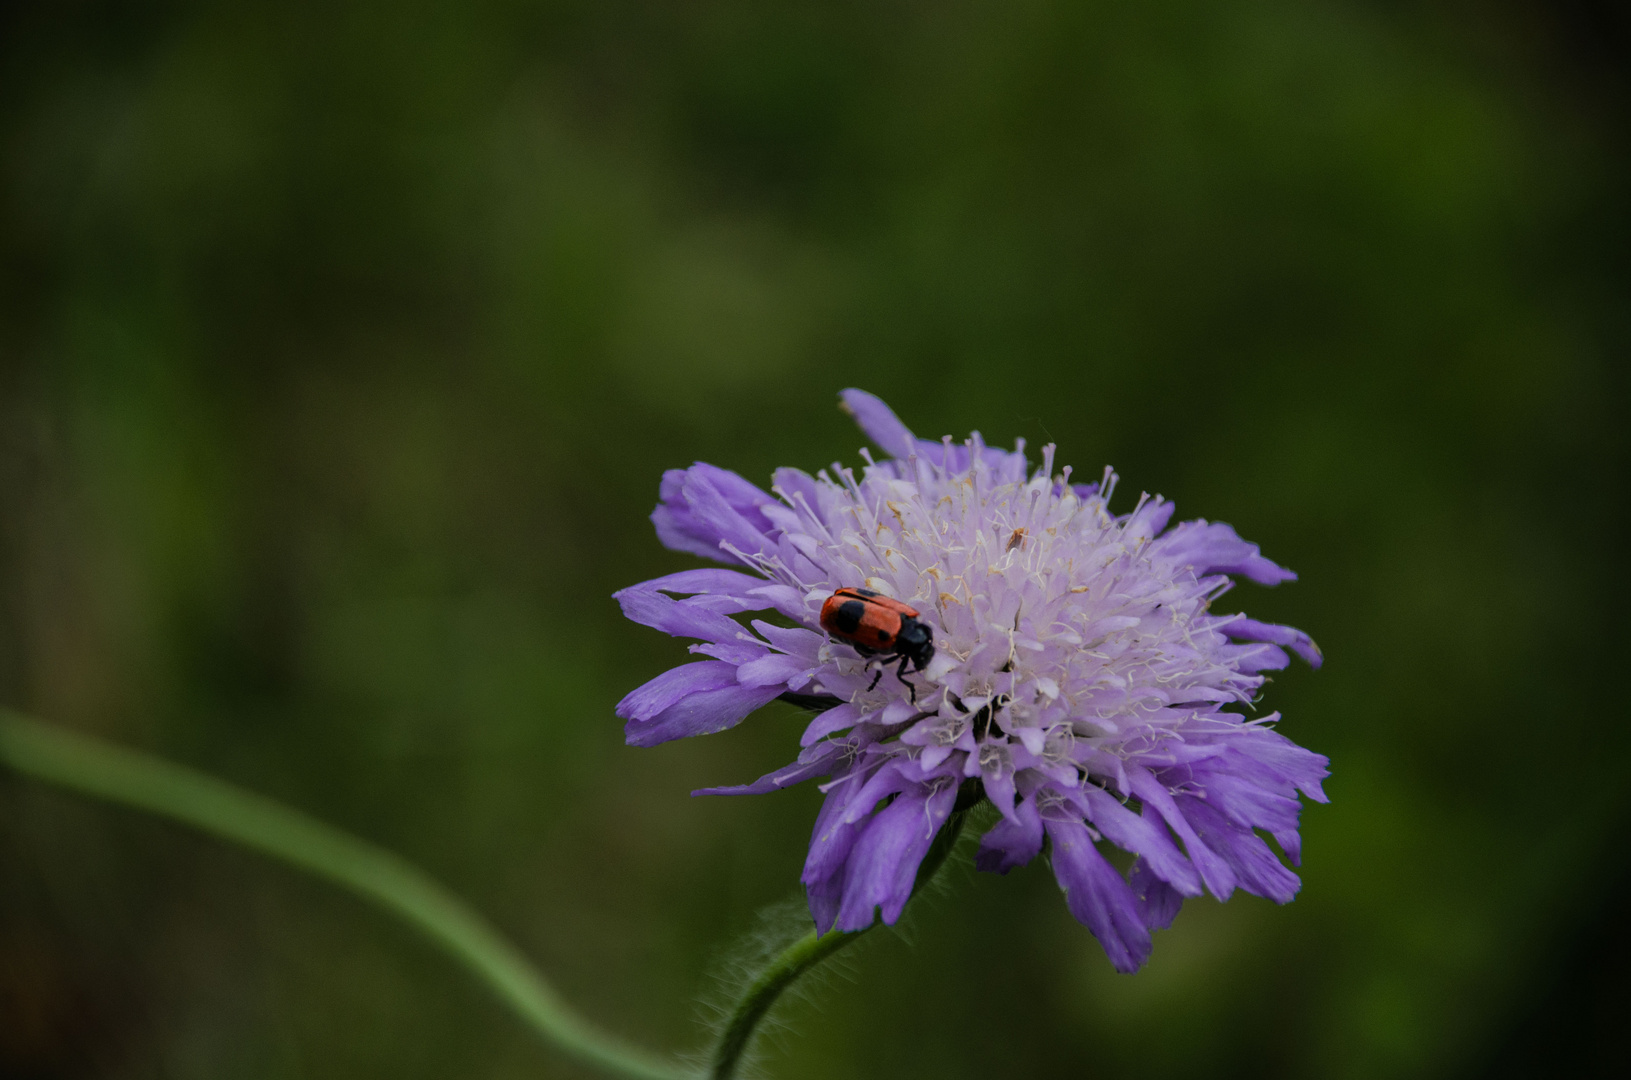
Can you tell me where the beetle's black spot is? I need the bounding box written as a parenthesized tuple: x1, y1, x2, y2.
(834, 599, 866, 634)
(853, 587, 879, 598)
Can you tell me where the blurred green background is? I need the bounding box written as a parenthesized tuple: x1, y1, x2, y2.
(2, 1, 1627, 1077)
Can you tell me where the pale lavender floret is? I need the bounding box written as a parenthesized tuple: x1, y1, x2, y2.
(614, 390, 1328, 973)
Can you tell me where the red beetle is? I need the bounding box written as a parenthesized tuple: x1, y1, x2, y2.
(819, 587, 936, 699)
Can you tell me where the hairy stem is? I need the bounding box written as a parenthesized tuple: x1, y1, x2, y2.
(0, 710, 695, 1080)
(710, 809, 970, 1080)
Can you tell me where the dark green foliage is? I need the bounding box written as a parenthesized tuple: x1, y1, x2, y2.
(1, 2, 1626, 1077)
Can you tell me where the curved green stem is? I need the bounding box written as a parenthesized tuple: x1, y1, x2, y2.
(710, 809, 969, 1080)
(0, 710, 695, 1080)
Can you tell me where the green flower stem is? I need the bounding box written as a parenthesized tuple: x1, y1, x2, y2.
(0, 710, 695, 1080)
(710, 808, 970, 1080)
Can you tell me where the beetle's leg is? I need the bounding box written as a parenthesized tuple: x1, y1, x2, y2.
(895, 654, 916, 704)
(867, 666, 883, 693)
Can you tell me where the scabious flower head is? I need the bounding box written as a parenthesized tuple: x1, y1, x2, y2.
(616, 391, 1327, 972)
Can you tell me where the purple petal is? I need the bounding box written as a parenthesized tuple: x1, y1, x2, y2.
(615, 661, 738, 721)
(623, 679, 784, 748)
(735, 651, 815, 688)
(804, 787, 864, 885)
(1188, 751, 1306, 836)
(838, 390, 1035, 479)
(839, 761, 915, 825)
(974, 795, 1044, 874)
(1122, 498, 1176, 543)
(694, 743, 841, 797)
(651, 464, 779, 565)
(1230, 729, 1331, 804)
(1046, 818, 1153, 974)
(1078, 784, 1202, 896)
(1226, 641, 1292, 673)
(678, 467, 780, 560)
(1154, 519, 1297, 586)
(771, 467, 823, 519)
(1273, 827, 1303, 866)
(745, 583, 809, 621)
(651, 470, 722, 562)
(804, 766, 897, 884)
(839, 389, 918, 460)
(911, 436, 1027, 476)
(632, 568, 772, 601)
(803, 778, 868, 932)
(688, 640, 767, 665)
(980, 750, 1020, 824)
(1130, 858, 1185, 931)
(1127, 766, 1238, 901)
(807, 870, 846, 937)
(1175, 795, 1301, 904)
(1219, 616, 1322, 668)
(750, 621, 825, 661)
(614, 586, 756, 645)
(800, 702, 864, 747)
(834, 781, 958, 930)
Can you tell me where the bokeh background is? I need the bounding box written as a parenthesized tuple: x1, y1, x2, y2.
(2, 1, 1627, 1077)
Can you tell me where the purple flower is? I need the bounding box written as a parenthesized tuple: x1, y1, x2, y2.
(616, 391, 1328, 972)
